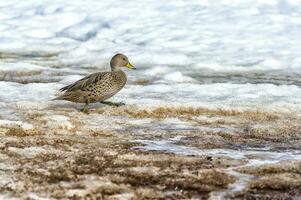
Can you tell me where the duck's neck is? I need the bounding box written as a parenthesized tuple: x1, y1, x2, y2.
(110, 68, 127, 83)
(111, 66, 122, 72)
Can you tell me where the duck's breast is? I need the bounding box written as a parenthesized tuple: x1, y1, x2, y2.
(93, 71, 127, 101)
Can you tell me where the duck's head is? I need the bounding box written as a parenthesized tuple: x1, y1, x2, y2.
(110, 53, 135, 71)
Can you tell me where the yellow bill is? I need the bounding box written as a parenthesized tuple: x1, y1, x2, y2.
(126, 62, 136, 70)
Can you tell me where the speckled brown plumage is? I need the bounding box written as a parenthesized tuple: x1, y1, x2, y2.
(55, 71, 127, 103)
(53, 53, 135, 112)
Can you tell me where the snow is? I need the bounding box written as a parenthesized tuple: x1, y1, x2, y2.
(0, 63, 44, 72)
(41, 115, 74, 130)
(0, 120, 33, 130)
(118, 83, 301, 112)
(0, 195, 19, 200)
(7, 146, 63, 159)
(0, 82, 60, 102)
(161, 71, 198, 83)
(0, 0, 299, 71)
(136, 138, 301, 165)
(1, 80, 300, 113)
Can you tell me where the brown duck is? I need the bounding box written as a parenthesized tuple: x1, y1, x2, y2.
(53, 53, 135, 112)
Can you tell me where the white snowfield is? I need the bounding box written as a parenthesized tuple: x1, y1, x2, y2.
(0, 0, 300, 70)
(0, 0, 300, 114)
(1, 81, 301, 114)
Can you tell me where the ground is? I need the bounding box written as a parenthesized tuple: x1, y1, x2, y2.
(1, 106, 300, 199)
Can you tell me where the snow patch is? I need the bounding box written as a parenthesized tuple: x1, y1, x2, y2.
(0, 120, 33, 130)
(42, 115, 73, 130)
(162, 71, 197, 83)
(8, 146, 48, 158)
(136, 138, 301, 165)
(0, 62, 44, 72)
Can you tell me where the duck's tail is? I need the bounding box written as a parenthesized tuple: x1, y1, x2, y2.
(52, 91, 86, 103)
(51, 96, 64, 101)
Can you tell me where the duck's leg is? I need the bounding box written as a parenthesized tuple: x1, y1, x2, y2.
(81, 101, 89, 113)
(100, 101, 125, 107)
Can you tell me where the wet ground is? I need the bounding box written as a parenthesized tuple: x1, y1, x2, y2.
(0, 104, 300, 199)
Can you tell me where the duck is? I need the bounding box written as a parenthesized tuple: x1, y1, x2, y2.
(53, 53, 135, 113)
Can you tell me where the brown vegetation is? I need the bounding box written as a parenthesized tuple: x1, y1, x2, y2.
(0, 106, 300, 199)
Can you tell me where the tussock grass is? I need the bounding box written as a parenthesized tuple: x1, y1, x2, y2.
(5, 126, 41, 137)
(0, 71, 42, 77)
(249, 173, 301, 190)
(0, 71, 61, 84)
(0, 71, 55, 84)
(0, 132, 236, 199)
(133, 79, 150, 85)
(93, 106, 282, 122)
(0, 105, 300, 199)
(231, 161, 301, 199)
(238, 161, 301, 176)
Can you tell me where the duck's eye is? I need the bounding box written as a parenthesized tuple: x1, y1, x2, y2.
(122, 58, 126, 61)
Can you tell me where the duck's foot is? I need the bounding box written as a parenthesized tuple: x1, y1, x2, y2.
(100, 101, 125, 107)
(80, 107, 89, 114)
(80, 103, 89, 114)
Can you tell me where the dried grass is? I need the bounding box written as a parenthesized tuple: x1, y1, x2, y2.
(0, 105, 300, 199)
(92, 106, 282, 122)
(133, 79, 150, 85)
(5, 126, 41, 137)
(238, 161, 301, 176)
(249, 173, 301, 190)
(0, 132, 236, 199)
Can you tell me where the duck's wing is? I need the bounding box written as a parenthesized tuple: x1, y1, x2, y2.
(60, 72, 110, 92)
